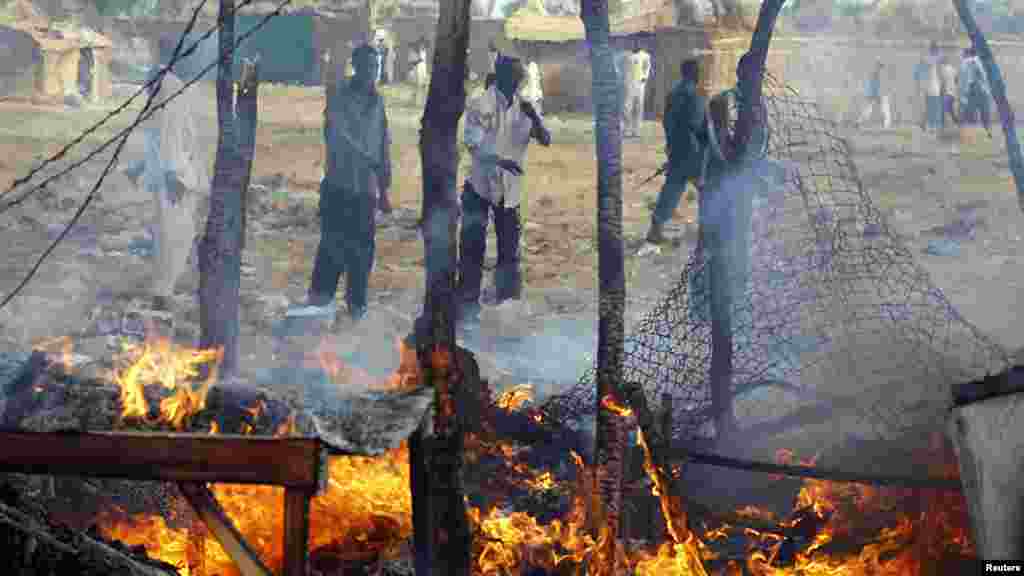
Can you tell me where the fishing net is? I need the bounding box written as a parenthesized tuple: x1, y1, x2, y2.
(539, 74, 1011, 450)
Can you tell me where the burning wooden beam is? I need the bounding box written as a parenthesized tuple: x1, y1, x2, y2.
(950, 367, 1024, 561)
(178, 482, 274, 576)
(0, 430, 328, 490)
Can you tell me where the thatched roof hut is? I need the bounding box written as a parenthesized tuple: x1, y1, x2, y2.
(0, 3, 112, 103)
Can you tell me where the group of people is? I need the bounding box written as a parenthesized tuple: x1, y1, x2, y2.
(291, 44, 551, 327)
(860, 40, 993, 137)
(129, 31, 554, 330)
(128, 24, 755, 336)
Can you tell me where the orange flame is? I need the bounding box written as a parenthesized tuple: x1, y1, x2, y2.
(496, 384, 533, 411)
(601, 394, 633, 418)
(111, 337, 222, 430)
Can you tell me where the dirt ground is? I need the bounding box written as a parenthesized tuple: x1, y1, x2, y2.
(0, 82, 1021, 449)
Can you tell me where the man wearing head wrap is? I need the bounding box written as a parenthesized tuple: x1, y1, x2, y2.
(458, 54, 551, 324)
(646, 58, 708, 245)
(291, 44, 392, 323)
(123, 34, 210, 312)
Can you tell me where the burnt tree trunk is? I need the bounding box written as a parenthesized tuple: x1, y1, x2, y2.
(707, 0, 786, 445)
(951, 0, 1024, 213)
(199, 2, 259, 380)
(408, 0, 473, 572)
(237, 59, 260, 253)
(580, 0, 627, 569)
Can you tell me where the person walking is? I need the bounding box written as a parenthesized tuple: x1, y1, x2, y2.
(124, 34, 210, 312)
(645, 58, 709, 245)
(959, 47, 993, 138)
(940, 54, 960, 127)
(914, 41, 943, 132)
(457, 54, 551, 324)
(858, 60, 891, 129)
(291, 44, 392, 323)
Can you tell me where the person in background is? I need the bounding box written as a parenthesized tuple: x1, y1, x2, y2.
(290, 44, 392, 323)
(646, 58, 709, 245)
(960, 47, 993, 138)
(858, 60, 891, 129)
(124, 33, 210, 313)
(457, 54, 551, 325)
(940, 54, 960, 127)
(914, 41, 943, 132)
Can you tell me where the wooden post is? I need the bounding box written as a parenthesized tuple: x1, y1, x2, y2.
(283, 488, 313, 576)
(949, 380, 1024, 561)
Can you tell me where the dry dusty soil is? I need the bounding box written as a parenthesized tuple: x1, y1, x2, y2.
(0, 82, 1021, 472)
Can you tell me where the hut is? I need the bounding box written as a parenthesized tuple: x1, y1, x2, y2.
(0, 22, 112, 103)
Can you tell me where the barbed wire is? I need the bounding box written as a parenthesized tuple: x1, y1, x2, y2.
(0, 0, 294, 310)
(0, 0, 284, 214)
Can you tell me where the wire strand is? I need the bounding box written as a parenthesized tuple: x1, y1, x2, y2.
(0, 0, 293, 310)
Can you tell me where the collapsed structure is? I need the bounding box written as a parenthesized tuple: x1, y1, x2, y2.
(541, 74, 1011, 466)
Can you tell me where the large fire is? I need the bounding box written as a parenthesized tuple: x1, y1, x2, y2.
(92, 334, 974, 575)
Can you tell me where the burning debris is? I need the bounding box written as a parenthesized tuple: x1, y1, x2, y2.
(0, 319, 979, 576)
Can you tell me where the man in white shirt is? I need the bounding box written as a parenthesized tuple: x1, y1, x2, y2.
(458, 55, 551, 324)
(622, 48, 651, 138)
(124, 34, 210, 312)
(914, 41, 943, 132)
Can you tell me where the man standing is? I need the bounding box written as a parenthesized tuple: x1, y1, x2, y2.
(914, 41, 943, 132)
(858, 60, 891, 129)
(622, 47, 652, 138)
(646, 58, 709, 245)
(125, 34, 210, 312)
(940, 54, 959, 127)
(292, 44, 391, 323)
(458, 55, 551, 324)
(960, 47, 993, 138)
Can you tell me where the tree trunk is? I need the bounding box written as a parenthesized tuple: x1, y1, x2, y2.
(580, 0, 627, 571)
(199, 0, 258, 380)
(409, 0, 473, 572)
(707, 0, 786, 446)
(951, 0, 1024, 213)
(237, 59, 259, 253)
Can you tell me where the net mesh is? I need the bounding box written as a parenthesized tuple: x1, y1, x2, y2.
(539, 75, 1011, 448)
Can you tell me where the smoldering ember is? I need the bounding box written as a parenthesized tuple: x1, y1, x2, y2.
(0, 0, 1023, 574)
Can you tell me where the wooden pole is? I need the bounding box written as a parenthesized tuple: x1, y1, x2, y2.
(283, 488, 313, 576)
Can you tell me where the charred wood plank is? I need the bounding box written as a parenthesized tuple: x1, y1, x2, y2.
(0, 430, 327, 490)
(178, 482, 274, 576)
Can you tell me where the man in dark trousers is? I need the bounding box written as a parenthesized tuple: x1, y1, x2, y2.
(458, 54, 551, 325)
(646, 58, 709, 245)
(290, 44, 392, 323)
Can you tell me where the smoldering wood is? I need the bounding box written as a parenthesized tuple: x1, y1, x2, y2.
(1, 347, 437, 459)
(948, 390, 1024, 561)
(178, 482, 274, 576)
(304, 385, 436, 457)
(0, 500, 178, 576)
(0, 350, 48, 428)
